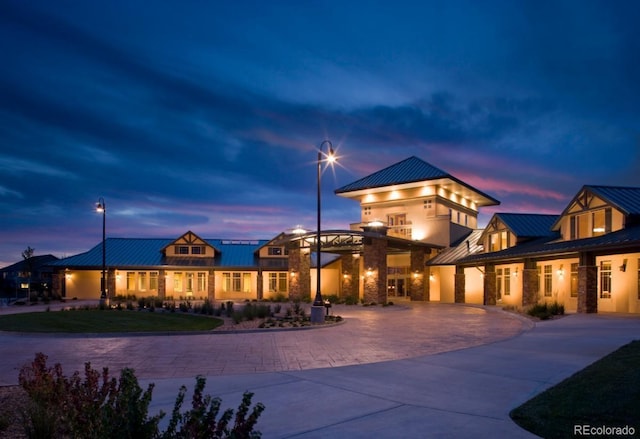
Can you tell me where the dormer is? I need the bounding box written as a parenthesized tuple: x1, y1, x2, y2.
(479, 213, 559, 253)
(552, 186, 640, 241)
(162, 231, 217, 258)
(256, 232, 289, 268)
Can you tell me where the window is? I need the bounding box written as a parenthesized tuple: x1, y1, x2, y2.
(186, 273, 194, 294)
(232, 273, 241, 292)
(174, 272, 183, 292)
(570, 263, 578, 297)
(138, 272, 147, 291)
(176, 246, 189, 255)
(197, 272, 206, 292)
(600, 261, 611, 299)
(504, 268, 511, 296)
(150, 272, 158, 291)
(489, 231, 508, 252)
(496, 269, 503, 301)
(268, 247, 283, 256)
(544, 265, 553, 297)
(592, 208, 612, 236)
(127, 272, 135, 291)
(268, 273, 288, 293)
(363, 206, 371, 216)
(537, 266, 541, 294)
(222, 273, 231, 292)
(424, 200, 432, 209)
(191, 246, 205, 255)
(243, 273, 252, 293)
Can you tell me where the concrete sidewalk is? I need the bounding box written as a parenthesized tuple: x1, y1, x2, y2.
(1, 302, 638, 437)
(144, 313, 640, 438)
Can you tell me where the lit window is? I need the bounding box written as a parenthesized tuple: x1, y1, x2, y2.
(496, 269, 503, 301)
(268, 247, 283, 256)
(138, 272, 147, 291)
(150, 272, 158, 291)
(570, 263, 578, 297)
(600, 261, 611, 299)
(544, 265, 552, 297)
(504, 268, 511, 296)
(197, 272, 206, 292)
(174, 272, 183, 292)
(127, 272, 135, 291)
(186, 273, 194, 294)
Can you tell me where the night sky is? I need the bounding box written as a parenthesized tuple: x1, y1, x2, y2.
(1, 0, 639, 267)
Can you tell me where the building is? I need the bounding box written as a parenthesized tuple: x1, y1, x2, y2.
(40, 158, 640, 314)
(0, 254, 58, 299)
(434, 185, 640, 314)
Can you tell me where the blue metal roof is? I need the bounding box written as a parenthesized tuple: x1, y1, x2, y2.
(428, 229, 484, 266)
(587, 185, 640, 216)
(457, 225, 640, 265)
(335, 156, 450, 193)
(495, 213, 559, 238)
(51, 238, 269, 269)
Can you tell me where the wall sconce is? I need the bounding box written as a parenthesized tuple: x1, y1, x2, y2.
(429, 274, 435, 282)
(620, 259, 627, 272)
(366, 268, 374, 277)
(513, 268, 518, 277)
(65, 273, 72, 280)
(290, 270, 296, 278)
(413, 271, 420, 279)
(557, 265, 564, 278)
(343, 272, 349, 279)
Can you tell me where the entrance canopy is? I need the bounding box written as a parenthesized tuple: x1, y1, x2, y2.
(279, 229, 442, 254)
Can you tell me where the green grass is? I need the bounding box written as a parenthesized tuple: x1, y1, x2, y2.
(510, 340, 640, 438)
(0, 309, 223, 333)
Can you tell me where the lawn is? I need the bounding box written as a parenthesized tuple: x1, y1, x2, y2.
(0, 309, 224, 333)
(510, 340, 640, 439)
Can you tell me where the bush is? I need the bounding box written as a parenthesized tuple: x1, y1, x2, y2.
(527, 301, 565, 320)
(18, 353, 265, 438)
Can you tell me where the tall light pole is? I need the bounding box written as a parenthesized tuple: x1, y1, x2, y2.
(96, 197, 108, 305)
(311, 140, 336, 323)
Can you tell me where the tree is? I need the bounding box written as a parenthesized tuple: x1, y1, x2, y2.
(22, 246, 35, 298)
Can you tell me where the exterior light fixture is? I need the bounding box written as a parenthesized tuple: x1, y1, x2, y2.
(292, 225, 307, 234)
(368, 220, 384, 227)
(557, 265, 564, 277)
(311, 140, 338, 323)
(96, 197, 108, 305)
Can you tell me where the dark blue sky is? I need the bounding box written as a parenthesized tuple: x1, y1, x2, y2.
(1, 0, 639, 266)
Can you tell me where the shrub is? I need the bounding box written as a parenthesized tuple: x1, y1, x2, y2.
(527, 301, 565, 320)
(18, 353, 265, 438)
(225, 301, 234, 318)
(162, 376, 265, 439)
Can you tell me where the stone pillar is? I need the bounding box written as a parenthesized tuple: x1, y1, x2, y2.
(158, 269, 166, 300)
(522, 259, 538, 308)
(410, 247, 427, 301)
(340, 254, 357, 300)
(454, 265, 465, 303)
(483, 264, 497, 305)
(107, 268, 116, 301)
(363, 235, 387, 304)
(256, 270, 263, 301)
(578, 252, 598, 313)
(207, 269, 215, 302)
(288, 243, 311, 301)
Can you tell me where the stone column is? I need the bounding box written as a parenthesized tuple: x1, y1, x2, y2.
(578, 252, 598, 313)
(483, 264, 497, 305)
(287, 243, 311, 301)
(158, 269, 166, 300)
(522, 259, 538, 308)
(454, 265, 465, 303)
(207, 269, 215, 302)
(107, 269, 116, 301)
(52, 270, 64, 299)
(363, 235, 387, 304)
(256, 270, 263, 301)
(409, 247, 427, 301)
(340, 254, 355, 300)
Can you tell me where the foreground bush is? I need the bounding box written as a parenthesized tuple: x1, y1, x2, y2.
(18, 353, 264, 438)
(527, 301, 564, 320)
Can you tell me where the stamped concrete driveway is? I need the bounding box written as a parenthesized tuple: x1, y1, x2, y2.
(0, 302, 528, 385)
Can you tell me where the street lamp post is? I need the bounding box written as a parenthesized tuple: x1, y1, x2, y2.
(311, 140, 336, 323)
(96, 197, 108, 306)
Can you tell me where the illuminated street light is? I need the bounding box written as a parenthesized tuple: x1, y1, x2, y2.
(311, 140, 337, 323)
(96, 197, 108, 306)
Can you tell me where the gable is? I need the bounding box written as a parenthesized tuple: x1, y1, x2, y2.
(163, 231, 217, 258)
